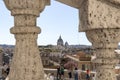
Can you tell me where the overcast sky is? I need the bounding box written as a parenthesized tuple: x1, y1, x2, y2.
(0, 0, 91, 45)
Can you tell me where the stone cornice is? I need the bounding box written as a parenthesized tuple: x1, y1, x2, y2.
(4, 0, 50, 16)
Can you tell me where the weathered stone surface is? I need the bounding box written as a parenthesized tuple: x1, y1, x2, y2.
(79, 0, 120, 31)
(86, 29, 120, 80)
(9, 34, 45, 80)
(3, 0, 50, 80)
(86, 29, 120, 48)
(4, 0, 50, 16)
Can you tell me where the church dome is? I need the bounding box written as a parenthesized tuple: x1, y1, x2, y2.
(65, 41, 69, 48)
(57, 36, 64, 46)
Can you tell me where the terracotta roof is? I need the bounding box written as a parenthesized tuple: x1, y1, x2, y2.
(76, 51, 86, 58)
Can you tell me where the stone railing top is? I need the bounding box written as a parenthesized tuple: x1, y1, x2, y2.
(56, 0, 83, 9)
(56, 0, 120, 8)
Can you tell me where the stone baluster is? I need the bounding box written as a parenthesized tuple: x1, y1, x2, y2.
(3, 0, 50, 80)
(86, 29, 120, 80)
(56, 0, 120, 80)
(0, 49, 3, 78)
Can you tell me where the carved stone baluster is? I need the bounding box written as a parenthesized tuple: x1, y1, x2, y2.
(56, 0, 120, 80)
(3, 0, 50, 80)
(86, 29, 120, 80)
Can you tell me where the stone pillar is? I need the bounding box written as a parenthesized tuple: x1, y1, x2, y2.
(3, 0, 50, 80)
(80, 1, 120, 79)
(56, 0, 120, 80)
(86, 29, 120, 80)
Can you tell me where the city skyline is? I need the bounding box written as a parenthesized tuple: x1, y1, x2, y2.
(0, 0, 92, 45)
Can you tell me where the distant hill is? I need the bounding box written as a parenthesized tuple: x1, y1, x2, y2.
(69, 45, 91, 49)
(0, 44, 119, 49)
(0, 44, 14, 48)
(0, 44, 91, 49)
